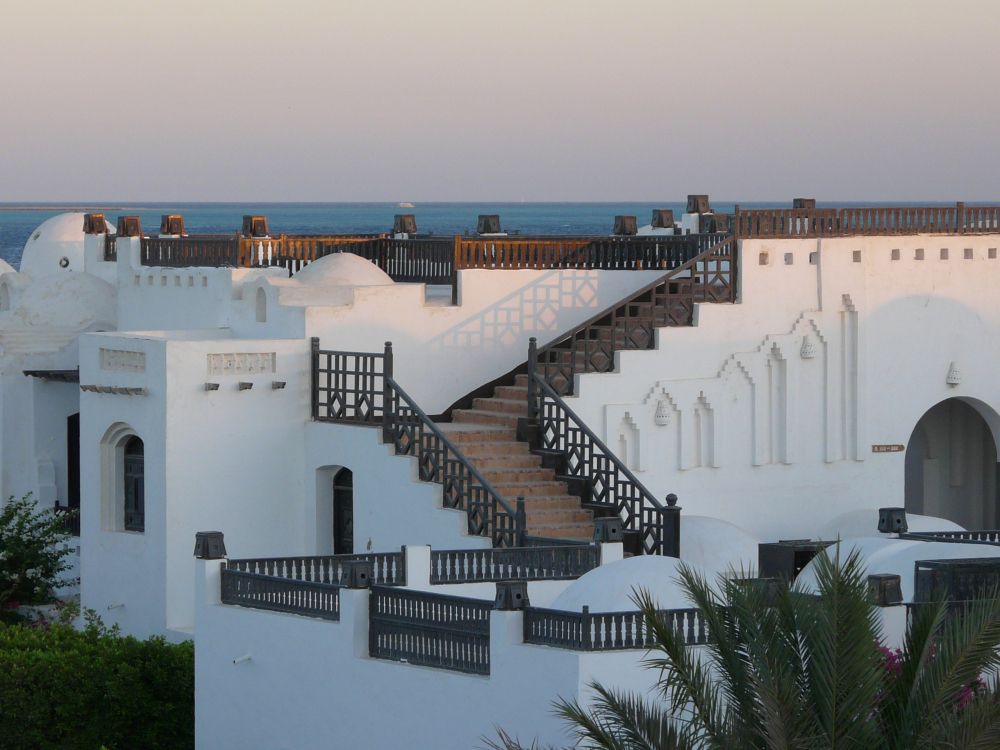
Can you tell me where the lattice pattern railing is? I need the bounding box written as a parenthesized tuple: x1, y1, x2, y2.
(312, 341, 525, 547)
(530, 235, 734, 397)
(220, 568, 341, 620)
(384, 377, 524, 547)
(226, 551, 406, 586)
(429, 544, 600, 584)
(369, 585, 492, 674)
(523, 605, 708, 650)
(529, 375, 678, 555)
(311, 340, 390, 424)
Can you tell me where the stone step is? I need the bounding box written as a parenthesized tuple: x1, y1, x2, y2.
(472, 397, 528, 416)
(480, 468, 555, 484)
(514, 374, 529, 387)
(473, 453, 543, 470)
(527, 523, 594, 540)
(452, 409, 520, 428)
(523, 507, 593, 525)
(454, 440, 534, 458)
(493, 480, 570, 498)
(514, 494, 584, 510)
(494, 385, 529, 400)
(435, 424, 516, 444)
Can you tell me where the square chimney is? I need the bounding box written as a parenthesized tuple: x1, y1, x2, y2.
(242, 215, 270, 238)
(393, 214, 417, 234)
(612, 215, 637, 235)
(476, 214, 501, 234)
(160, 214, 186, 235)
(83, 213, 107, 234)
(651, 209, 675, 229)
(687, 194, 711, 214)
(116, 216, 143, 237)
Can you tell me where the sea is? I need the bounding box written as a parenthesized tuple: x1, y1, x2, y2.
(0, 201, 981, 270)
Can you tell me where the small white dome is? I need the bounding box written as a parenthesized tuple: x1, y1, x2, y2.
(20, 213, 112, 277)
(293, 252, 394, 287)
(680, 515, 760, 577)
(815, 509, 964, 541)
(10, 272, 115, 329)
(550, 555, 703, 612)
(796, 536, 1000, 601)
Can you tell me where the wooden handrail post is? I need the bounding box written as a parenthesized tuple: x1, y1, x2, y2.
(310, 337, 320, 420)
(451, 235, 461, 305)
(957, 201, 966, 234)
(515, 496, 526, 547)
(664, 493, 681, 558)
(382, 341, 394, 444)
(527, 337, 538, 424)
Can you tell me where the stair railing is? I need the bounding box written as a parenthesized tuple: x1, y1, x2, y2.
(532, 234, 736, 396)
(312, 339, 526, 547)
(527, 340, 679, 556)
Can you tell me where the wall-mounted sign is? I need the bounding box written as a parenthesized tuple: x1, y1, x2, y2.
(872, 444, 905, 453)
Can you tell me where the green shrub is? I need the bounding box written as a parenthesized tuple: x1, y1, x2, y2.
(0, 493, 75, 610)
(0, 616, 194, 750)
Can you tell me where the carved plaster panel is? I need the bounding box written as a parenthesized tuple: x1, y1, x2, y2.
(207, 352, 277, 376)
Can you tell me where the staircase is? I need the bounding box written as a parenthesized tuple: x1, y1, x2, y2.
(438, 374, 593, 540)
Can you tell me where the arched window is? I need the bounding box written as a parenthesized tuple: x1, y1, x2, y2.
(123, 436, 145, 532)
(333, 468, 353, 554)
(255, 287, 267, 323)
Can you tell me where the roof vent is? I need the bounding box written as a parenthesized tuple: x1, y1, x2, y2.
(193, 531, 227, 559)
(612, 215, 637, 236)
(159, 214, 186, 235)
(83, 213, 107, 234)
(651, 209, 675, 229)
(116, 216, 143, 237)
(242, 215, 270, 238)
(476, 214, 502, 234)
(687, 194, 711, 214)
(393, 214, 417, 234)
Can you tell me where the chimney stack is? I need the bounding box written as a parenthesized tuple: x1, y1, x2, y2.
(792, 198, 816, 209)
(116, 216, 143, 237)
(651, 209, 675, 229)
(476, 214, 502, 234)
(242, 215, 270, 238)
(83, 213, 108, 234)
(159, 214, 186, 235)
(393, 214, 417, 235)
(686, 194, 711, 214)
(612, 215, 638, 236)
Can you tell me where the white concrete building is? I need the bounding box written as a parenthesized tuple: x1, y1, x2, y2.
(5, 202, 1000, 747)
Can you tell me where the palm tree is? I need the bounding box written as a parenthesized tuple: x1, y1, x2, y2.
(488, 550, 1000, 750)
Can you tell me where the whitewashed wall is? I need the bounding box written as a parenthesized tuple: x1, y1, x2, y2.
(565, 235, 1000, 540)
(194, 555, 663, 750)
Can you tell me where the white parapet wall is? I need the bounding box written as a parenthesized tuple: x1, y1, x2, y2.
(194, 544, 664, 750)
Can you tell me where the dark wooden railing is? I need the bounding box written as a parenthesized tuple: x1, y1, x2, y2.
(269, 235, 384, 274)
(527, 373, 679, 556)
(142, 235, 242, 267)
(734, 203, 1000, 238)
(384, 376, 525, 547)
(226, 551, 406, 586)
(454, 234, 713, 271)
(523, 605, 708, 650)
(429, 544, 600, 584)
(369, 585, 492, 674)
(530, 235, 735, 397)
(901, 530, 1000, 546)
(312, 341, 526, 547)
(311, 339, 391, 424)
(221, 568, 341, 620)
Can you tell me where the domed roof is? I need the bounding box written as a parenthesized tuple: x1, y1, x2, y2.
(550, 555, 703, 612)
(20, 212, 111, 277)
(8, 271, 115, 329)
(796, 536, 1000, 601)
(815, 509, 965, 541)
(293, 252, 394, 287)
(681, 515, 760, 577)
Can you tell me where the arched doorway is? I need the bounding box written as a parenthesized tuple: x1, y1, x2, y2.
(332, 468, 353, 554)
(905, 398, 1000, 528)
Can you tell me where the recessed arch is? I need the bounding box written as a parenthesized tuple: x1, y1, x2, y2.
(905, 397, 1000, 528)
(255, 287, 267, 323)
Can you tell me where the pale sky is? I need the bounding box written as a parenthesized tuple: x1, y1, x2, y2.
(1, 0, 997, 202)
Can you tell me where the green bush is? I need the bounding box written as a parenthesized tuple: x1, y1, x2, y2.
(0, 493, 75, 610)
(0, 616, 194, 750)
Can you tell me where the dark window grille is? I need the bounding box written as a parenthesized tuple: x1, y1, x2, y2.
(123, 436, 144, 532)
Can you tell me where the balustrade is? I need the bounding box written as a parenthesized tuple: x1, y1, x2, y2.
(523, 605, 708, 650)
(429, 544, 600, 584)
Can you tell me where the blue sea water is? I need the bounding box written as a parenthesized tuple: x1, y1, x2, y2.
(0, 201, 763, 269)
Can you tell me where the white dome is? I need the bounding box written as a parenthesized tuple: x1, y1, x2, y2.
(550, 555, 703, 612)
(795, 536, 1000, 601)
(680, 515, 760, 577)
(293, 252, 393, 287)
(815, 509, 964, 541)
(20, 213, 112, 277)
(9, 272, 115, 329)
